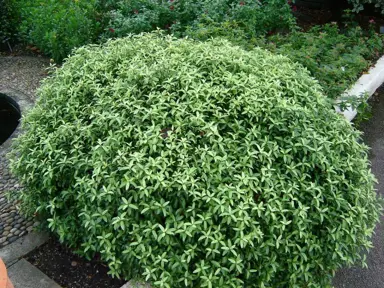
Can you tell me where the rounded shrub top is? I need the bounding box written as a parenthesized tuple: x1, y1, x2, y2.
(10, 33, 380, 287)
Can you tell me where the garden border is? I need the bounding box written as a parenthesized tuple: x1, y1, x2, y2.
(336, 55, 384, 122)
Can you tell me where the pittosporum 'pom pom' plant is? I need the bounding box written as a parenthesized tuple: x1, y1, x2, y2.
(9, 33, 381, 287)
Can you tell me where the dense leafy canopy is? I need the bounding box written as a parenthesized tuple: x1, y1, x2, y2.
(10, 34, 381, 287)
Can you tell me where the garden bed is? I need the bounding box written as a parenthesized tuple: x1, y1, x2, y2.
(2, 1, 384, 287)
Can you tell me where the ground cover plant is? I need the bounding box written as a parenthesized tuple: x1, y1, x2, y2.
(9, 33, 381, 287)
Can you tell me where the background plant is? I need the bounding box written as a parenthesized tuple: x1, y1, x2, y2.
(101, 0, 296, 39)
(16, 0, 101, 62)
(0, 0, 18, 49)
(10, 34, 381, 287)
(348, 0, 384, 13)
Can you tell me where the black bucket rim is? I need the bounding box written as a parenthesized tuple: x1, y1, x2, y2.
(0, 92, 21, 115)
(0, 92, 22, 146)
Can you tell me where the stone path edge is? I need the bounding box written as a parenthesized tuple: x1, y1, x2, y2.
(8, 259, 62, 288)
(0, 231, 49, 267)
(336, 55, 384, 122)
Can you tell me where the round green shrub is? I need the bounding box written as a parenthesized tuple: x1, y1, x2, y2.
(10, 33, 381, 287)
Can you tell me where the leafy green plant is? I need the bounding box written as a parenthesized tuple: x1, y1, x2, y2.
(0, 0, 18, 48)
(102, 0, 295, 39)
(348, 0, 384, 13)
(338, 92, 373, 126)
(16, 0, 101, 62)
(10, 33, 381, 287)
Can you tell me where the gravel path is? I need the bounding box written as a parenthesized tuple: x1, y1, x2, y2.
(0, 154, 35, 246)
(0, 56, 49, 99)
(0, 55, 49, 248)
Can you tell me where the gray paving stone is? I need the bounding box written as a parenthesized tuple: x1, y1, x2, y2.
(8, 259, 61, 288)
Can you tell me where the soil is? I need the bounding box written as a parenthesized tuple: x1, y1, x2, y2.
(294, 7, 333, 30)
(293, 3, 384, 31)
(25, 237, 126, 288)
(0, 43, 45, 58)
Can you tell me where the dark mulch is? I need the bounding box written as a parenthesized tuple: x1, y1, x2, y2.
(293, 2, 384, 31)
(0, 42, 46, 58)
(24, 237, 126, 288)
(294, 7, 333, 30)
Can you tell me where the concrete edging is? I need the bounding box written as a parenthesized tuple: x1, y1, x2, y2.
(0, 231, 49, 267)
(335, 55, 384, 122)
(7, 259, 61, 288)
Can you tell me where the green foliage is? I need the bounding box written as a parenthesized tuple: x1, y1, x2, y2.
(101, 0, 295, 39)
(16, 0, 101, 62)
(339, 92, 373, 126)
(187, 22, 384, 100)
(0, 0, 18, 45)
(348, 0, 384, 13)
(10, 34, 381, 287)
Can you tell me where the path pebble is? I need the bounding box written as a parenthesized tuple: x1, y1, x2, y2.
(0, 153, 35, 248)
(0, 57, 49, 248)
(0, 56, 49, 248)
